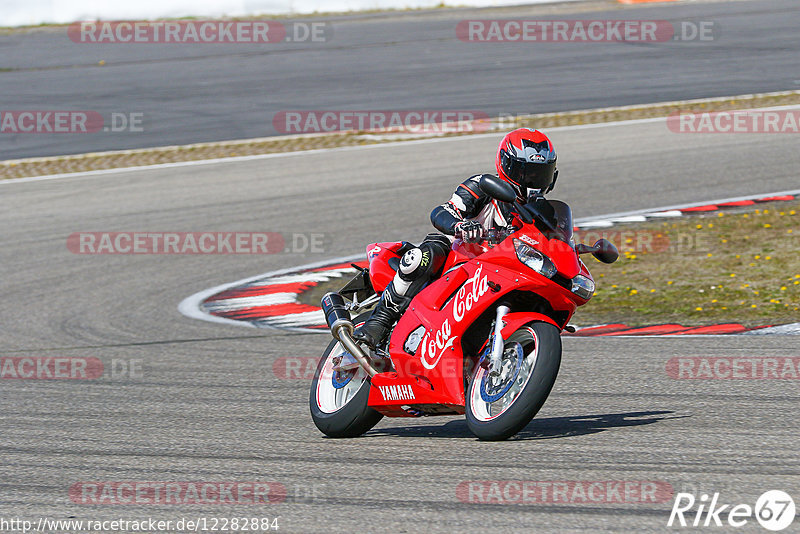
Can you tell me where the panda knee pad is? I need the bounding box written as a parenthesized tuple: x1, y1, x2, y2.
(398, 247, 430, 281)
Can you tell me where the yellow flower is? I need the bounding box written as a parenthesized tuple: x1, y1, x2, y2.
(707, 253, 713, 257)
(708, 223, 714, 228)
(751, 304, 757, 308)
(695, 307, 703, 311)
(722, 306, 727, 310)
(650, 289, 656, 293)
(755, 255, 761, 259)
(629, 289, 638, 295)
(721, 239, 728, 243)
(780, 286, 787, 291)
(765, 256, 771, 260)
(696, 224, 703, 229)
(717, 212, 724, 217)
(667, 280, 674, 285)
(764, 223, 772, 228)
(729, 273, 736, 277)
(711, 299, 718, 303)
(743, 214, 749, 218)
(611, 284, 618, 288)
(790, 210, 796, 215)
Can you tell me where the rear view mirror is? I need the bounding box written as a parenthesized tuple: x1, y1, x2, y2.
(479, 175, 516, 203)
(576, 238, 618, 264)
(591, 239, 619, 264)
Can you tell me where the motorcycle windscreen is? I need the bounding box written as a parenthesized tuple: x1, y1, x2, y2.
(525, 198, 574, 245)
(548, 200, 574, 245)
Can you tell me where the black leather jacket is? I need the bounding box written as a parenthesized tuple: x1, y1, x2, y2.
(430, 174, 525, 235)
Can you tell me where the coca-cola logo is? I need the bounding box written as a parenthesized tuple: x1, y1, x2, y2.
(420, 318, 455, 369)
(453, 265, 490, 322)
(419, 265, 490, 369)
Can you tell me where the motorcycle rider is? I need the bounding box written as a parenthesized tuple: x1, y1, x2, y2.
(353, 128, 559, 349)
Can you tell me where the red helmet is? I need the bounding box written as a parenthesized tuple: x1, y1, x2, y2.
(495, 128, 558, 197)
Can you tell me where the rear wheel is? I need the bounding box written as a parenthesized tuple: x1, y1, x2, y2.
(309, 313, 383, 438)
(465, 321, 561, 441)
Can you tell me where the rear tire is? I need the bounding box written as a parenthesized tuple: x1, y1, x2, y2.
(465, 321, 561, 441)
(309, 313, 383, 438)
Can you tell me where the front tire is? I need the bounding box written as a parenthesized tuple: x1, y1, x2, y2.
(465, 321, 561, 441)
(309, 313, 383, 438)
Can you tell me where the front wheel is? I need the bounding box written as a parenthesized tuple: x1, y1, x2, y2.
(309, 313, 383, 438)
(465, 321, 561, 441)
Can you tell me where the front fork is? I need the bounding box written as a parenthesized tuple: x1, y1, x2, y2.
(488, 304, 511, 376)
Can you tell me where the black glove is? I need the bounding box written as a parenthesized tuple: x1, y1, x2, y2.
(454, 220, 484, 243)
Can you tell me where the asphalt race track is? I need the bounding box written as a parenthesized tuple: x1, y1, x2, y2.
(2, 119, 800, 532)
(2, 0, 800, 158)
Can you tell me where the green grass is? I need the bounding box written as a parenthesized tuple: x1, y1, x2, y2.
(302, 201, 800, 328)
(579, 202, 800, 327)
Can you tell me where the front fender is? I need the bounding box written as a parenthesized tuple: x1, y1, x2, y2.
(500, 312, 560, 339)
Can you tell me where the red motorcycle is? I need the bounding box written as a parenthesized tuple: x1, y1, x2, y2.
(310, 175, 618, 441)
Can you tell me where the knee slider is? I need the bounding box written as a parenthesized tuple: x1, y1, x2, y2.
(397, 247, 432, 281)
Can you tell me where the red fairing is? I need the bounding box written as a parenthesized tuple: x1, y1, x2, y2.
(358, 200, 597, 417)
(366, 242, 403, 293)
(546, 238, 581, 279)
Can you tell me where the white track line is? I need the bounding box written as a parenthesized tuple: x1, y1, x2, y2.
(177, 254, 362, 330)
(6, 103, 800, 186)
(179, 188, 800, 334)
(574, 188, 800, 225)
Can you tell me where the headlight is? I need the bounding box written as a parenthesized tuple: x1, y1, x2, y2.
(571, 275, 595, 300)
(513, 238, 557, 278)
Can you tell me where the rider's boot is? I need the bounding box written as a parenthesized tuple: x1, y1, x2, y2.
(352, 280, 411, 350)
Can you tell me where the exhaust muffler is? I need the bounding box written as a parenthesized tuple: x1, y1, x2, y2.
(321, 292, 378, 377)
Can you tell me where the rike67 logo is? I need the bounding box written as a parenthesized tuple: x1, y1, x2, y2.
(668, 490, 796, 531)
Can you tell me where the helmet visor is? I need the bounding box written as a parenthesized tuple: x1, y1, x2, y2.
(502, 152, 557, 190)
